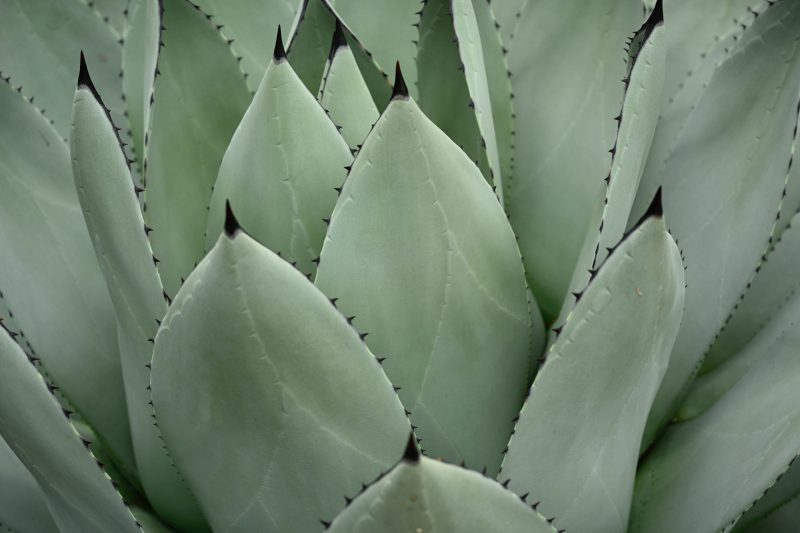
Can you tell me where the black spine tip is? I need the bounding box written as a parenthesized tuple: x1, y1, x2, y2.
(391, 61, 409, 100)
(224, 200, 242, 237)
(273, 25, 286, 62)
(648, 0, 664, 26)
(403, 432, 420, 463)
(329, 20, 348, 59)
(644, 187, 663, 219)
(77, 52, 100, 97)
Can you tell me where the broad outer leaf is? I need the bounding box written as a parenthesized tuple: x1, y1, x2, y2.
(71, 81, 208, 531)
(505, 0, 641, 324)
(0, 329, 139, 533)
(287, 0, 336, 93)
(122, 0, 160, 176)
(643, 0, 800, 446)
(145, 0, 251, 297)
(630, 1, 759, 226)
(501, 215, 685, 533)
(325, 0, 423, 95)
(0, 0, 125, 138)
(0, 78, 133, 473)
(0, 435, 57, 533)
(319, 30, 380, 150)
(315, 95, 539, 475)
(631, 306, 800, 532)
(679, 211, 800, 419)
(152, 227, 410, 533)
(328, 449, 557, 533)
(192, 0, 300, 91)
(206, 55, 353, 275)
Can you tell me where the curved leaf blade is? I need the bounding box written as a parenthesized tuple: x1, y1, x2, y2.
(206, 54, 353, 275)
(501, 214, 685, 533)
(0, 435, 58, 533)
(315, 94, 538, 475)
(152, 226, 410, 533)
(71, 78, 208, 531)
(643, 0, 800, 445)
(0, 329, 139, 533)
(287, 0, 337, 93)
(0, 77, 132, 474)
(145, 0, 251, 297)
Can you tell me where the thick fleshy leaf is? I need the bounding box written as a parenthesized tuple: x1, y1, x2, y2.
(552, 7, 666, 331)
(71, 76, 208, 531)
(501, 213, 684, 533)
(505, 0, 641, 323)
(490, 1, 519, 47)
(733, 459, 800, 531)
(0, 329, 139, 533)
(152, 225, 410, 533)
(328, 443, 557, 533)
(643, 0, 800, 445)
(89, 0, 129, 34)
(0, 0, 125, 138)
(631, 310, 800, 532)
(325, 0, 423, 95)
(315, 93, 538, 475)
(471, 0, 514, 203)
(0, 435, 58, 533)
(287, 0, 336, 93)
(630, 1, 759, 225)
(206, 52, 353, 275)
(0, 77, 132, 472)
(122, 0, 160, 176)
(416, 0, 506, 199)
(145, 0, 251, 297)
(192, 0, 300, 91)
(593, 19, 665, 267)
(679, 210, 800, 419)
(318, 25, 380, 150)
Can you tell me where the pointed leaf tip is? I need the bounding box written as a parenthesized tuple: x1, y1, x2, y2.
(223, 200, 242, 237)
(273, 25, 286, 62)
(644, 187, 663, 219)
(391, 62, 409, 100)
(77, 51, 100, 96)
(403, 432, 420, 463)
(330, 20, 347, 59)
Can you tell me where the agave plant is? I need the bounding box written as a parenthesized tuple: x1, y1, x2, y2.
(1, 0, 800, 531)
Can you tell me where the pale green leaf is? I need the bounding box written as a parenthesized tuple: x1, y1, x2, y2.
(506, 0, 641, 323)
(319, 26, 380, 150)
(144, 0, 251, 297)
(501, 215, 685, 533)
(742, 494, 800, 533)
(122, 0, 160, 177)
(0, 0, 125, 139)
(88, 0, 129, 34)
(471, 0, 514, 203)
(287, 0, 336, 93)
(630, 1, 759, 226)
(71, 80, 208, 531)
(643, 0, 800, 446)
(315, 95, 538, 475)
(0, 435, 57, 533)
(631, 308, 800, 532)
(328, 446, 557, 533)
(775, 108, 800, 239)
(152, 226, 410, 533)
(192, 0, 300, 91)
(0, 329, 139, 533)
(325, 0, 423, 96)
(733, 459, 800, 531)
(417, 0, 492, 189)
(0, 78, 133, 474)
(206, 54, 353, 275)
